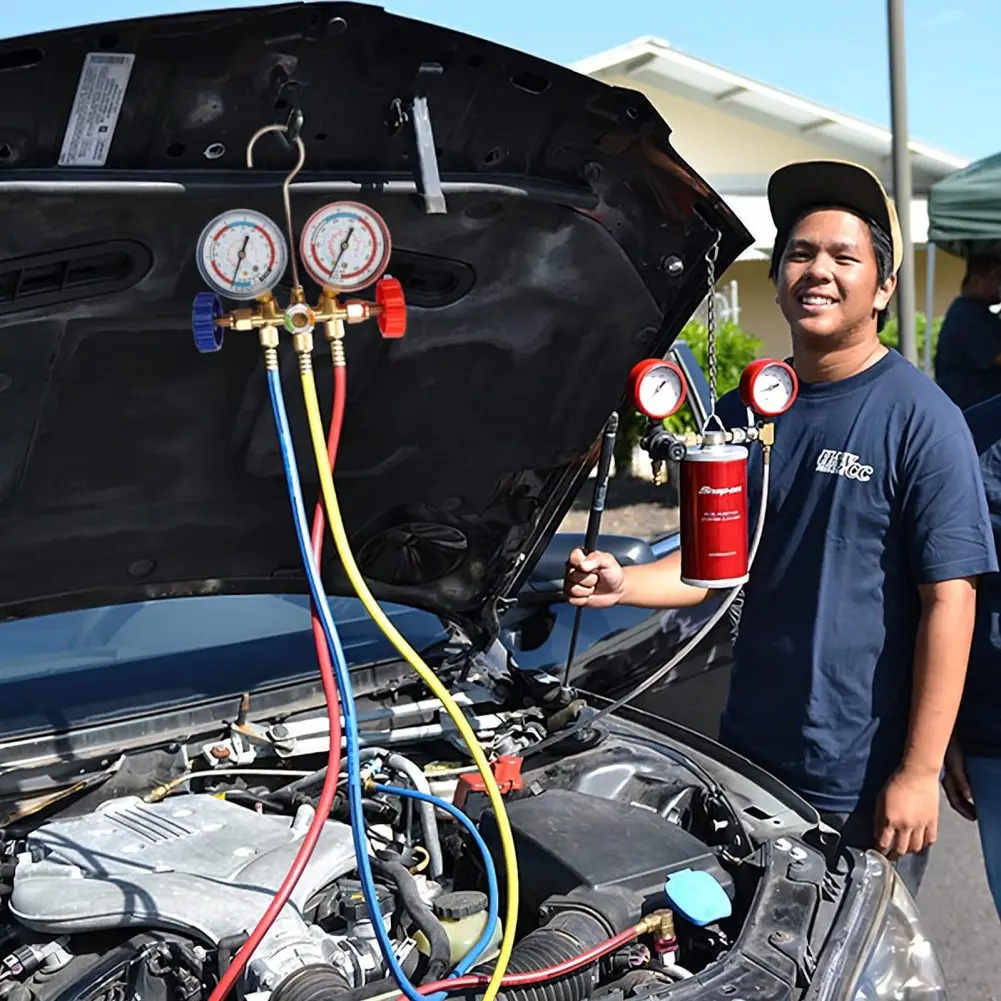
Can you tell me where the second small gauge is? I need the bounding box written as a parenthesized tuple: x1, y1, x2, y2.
(300, 201, 392, 292)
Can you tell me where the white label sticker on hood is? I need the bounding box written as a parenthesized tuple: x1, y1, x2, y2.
(58, 53, 135, 167)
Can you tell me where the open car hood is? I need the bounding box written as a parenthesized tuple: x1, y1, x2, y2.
(0, 2, 751, 648)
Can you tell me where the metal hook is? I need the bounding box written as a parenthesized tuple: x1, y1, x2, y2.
(246, 123, 306, 291)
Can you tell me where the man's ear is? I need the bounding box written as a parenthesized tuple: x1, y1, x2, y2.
(874, 273, 897, 312)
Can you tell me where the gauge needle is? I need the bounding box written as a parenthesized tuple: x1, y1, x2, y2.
(230, 236, 250, 286)
(328, 227, 354, 276)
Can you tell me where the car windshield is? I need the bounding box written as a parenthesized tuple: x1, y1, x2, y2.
(0, 595, 449, 741)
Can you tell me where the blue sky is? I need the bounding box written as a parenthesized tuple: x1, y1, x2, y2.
(6, 0, 998, 163)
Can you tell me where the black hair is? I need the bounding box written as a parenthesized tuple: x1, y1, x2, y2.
(963, 253, 1001, 285)
(768, 209, 894, 332)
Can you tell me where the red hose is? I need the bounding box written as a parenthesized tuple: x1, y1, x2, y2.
(402, 926, 639, 1000)
(205, 363, 348, 1001)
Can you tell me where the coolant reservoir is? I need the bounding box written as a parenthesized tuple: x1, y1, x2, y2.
(415, 890, 501, 966)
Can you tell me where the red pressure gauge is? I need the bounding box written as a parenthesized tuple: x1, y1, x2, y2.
(627, 358, 687, 420)
(739, 359, 799, 418)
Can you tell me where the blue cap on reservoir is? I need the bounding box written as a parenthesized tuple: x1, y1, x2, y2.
(664, 868, 732, 927)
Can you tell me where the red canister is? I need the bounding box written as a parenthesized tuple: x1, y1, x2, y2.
(679, 436, 750, 588)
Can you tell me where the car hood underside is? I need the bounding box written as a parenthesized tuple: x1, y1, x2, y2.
(0, 2, 750, 647)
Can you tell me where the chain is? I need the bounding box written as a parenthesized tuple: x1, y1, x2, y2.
(705, 232, 721, 415)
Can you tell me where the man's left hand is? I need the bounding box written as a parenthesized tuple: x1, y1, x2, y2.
(874, 767, 940, 859)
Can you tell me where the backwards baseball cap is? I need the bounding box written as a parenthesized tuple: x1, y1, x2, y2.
(767, 159, 902, 274)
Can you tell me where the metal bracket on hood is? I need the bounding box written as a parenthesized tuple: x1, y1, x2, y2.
(273, 81, 304, 149)
(388, 63, 447, 215)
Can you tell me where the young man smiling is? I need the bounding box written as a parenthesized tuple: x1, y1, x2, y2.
(565, 160, 997, 894)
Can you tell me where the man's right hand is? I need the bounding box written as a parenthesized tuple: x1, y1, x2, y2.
(564, 548, 626, 608)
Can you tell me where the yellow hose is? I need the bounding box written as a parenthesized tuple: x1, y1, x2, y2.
(298, 362, 520, 1001)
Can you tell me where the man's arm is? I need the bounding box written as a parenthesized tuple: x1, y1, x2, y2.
(876, 577, 977, 858)
(564, 547, 709, 609)
(620, 550, 710, 609)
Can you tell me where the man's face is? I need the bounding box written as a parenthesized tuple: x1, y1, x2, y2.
(775, 209, 896, 342)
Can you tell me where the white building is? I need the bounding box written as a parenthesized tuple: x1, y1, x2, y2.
(572, 36, 968, 358)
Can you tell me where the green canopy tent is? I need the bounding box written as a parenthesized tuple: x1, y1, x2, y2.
(929, 152, 1001, 258)
(921, 152, 1001, 371)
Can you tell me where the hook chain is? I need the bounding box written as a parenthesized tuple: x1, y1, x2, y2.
(705, 232, 721, 418)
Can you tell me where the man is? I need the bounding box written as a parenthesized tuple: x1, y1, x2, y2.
(565, 159, 997, 896)
(941, 392, 1001, 920)
(935, 253, 1001, 410)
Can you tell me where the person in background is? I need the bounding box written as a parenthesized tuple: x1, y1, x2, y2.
(565, 159, 998, 898)
(942, 392, 1001, 920)
(934, 253, 1001, 410)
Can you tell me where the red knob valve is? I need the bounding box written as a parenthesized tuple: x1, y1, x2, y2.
(375, 276, 406, 338)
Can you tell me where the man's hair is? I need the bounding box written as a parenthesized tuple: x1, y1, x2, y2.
(963, 253, 1001, 285)
(768, 210, 894, 332)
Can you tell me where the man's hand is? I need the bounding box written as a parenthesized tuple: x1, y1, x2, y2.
(942, 736, 977, 822)
(874, 767, 940, 859)
(564, 548, 625, 608)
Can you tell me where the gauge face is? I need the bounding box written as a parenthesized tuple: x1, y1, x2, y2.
(195, 209, 288, 301)
(628, 359, 687, 420)
(741, 359, 799, 417)
(300, 201, 392, 292)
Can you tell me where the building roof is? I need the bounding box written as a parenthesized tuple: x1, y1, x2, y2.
(571, 37, 968, 187)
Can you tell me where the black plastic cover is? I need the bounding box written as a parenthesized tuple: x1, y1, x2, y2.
(0, 2, 751, 648)
(433, 890, 488, 920)
(478, 788, 734, 915)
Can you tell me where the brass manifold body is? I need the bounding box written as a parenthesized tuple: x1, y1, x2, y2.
(214, 286, 386, 363)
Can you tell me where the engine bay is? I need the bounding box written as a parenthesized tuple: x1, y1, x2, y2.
(0, 673, 807, 1001)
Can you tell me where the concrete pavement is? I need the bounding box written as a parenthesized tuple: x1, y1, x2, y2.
(918, 793, 1000, 999)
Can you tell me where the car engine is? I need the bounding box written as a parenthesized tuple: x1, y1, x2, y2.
(0, 689, 756, 1001)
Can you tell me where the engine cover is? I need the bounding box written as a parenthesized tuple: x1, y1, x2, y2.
(479, 788, 734, 919)
(10, 794, 357, 948)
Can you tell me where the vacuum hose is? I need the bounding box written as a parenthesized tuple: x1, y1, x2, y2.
(370, 854, 451, 984)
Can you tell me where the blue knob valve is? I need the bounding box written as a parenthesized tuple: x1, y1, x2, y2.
(192, 292, 225, 353)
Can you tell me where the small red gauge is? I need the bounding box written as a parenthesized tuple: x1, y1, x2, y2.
(739, 358, 799, 417)
(627, 358, 687, 420)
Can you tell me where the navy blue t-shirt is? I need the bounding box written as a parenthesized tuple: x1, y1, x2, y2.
(935, 296, 1001, 411)
(714, 349, 997, 813)
(957, 393, 1001, 757)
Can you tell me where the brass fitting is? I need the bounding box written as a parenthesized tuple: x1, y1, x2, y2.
(636, 910, 675, 938)
(651, 459, 667, 486)
(258, 325, 279, 350)
(759, 422, 775, 446)
(225, 308, 257, 332)
(292, 331, 314, 356)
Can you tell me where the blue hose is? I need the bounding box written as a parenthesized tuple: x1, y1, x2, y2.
(376, 784, 500, 997)
(266, 366, 429, 1001)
